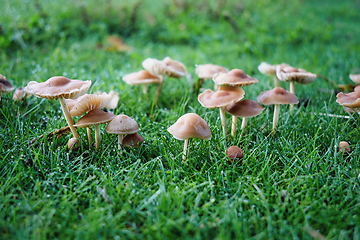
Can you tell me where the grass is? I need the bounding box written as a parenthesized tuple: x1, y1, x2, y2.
(1, 0, 360, 239)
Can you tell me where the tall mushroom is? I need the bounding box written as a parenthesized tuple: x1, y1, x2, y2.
(106, 115, 139, 149)
(25, 76, 91, 139)
(167, 113, 211, 161)
(257, 87, 299, 132)
(73, 109, 116, 149)
(142, 58, 167, 105)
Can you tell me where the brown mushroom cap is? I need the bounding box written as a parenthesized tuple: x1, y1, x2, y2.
(225, 99, 265, 118)
(74, 109, 116, 128)
(226, 146, 244, 161)
(338, 141, 351, 154)
(162, 57, 187, 78)
(106, 115, 139, 135)
(0, 74, 14, 93)
(67, 137, 80, 151)
(276, 65, 316, 84)
(195, 64, 229, 79)
(336, 86, 360, 108)
(213, 69, 258, 87)
(66, 93, 111, 117)
(122, 133, 145, 148)
(123, 70, 160, 85)
(25, 76, 91, 100)
(198, 85, 245, 108)
(142, 58, 167, 76)
(257, 87, 299, 105)
(349, 74, 360, 85)
(167, 113, 211, 140)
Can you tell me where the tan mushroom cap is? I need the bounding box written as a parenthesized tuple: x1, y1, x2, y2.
(106, 114, 139, 135)
(349, 74, 360, 85)
(123, 70, 160, 85)
(25, 76, 91, 100)
(225, 99, 265, 118)
(198, 85, 245, 108)
(66, 93, 111, 117)
(195, 64, 229, 79)
(167, 113, 211, 140)
(142, 58, 167, 76)
(213, 69, 258, 87)
(257, 87, 299, 105)
(0, 74, 14, 92)
(122, 133, 145, 148)
(162, 57, 187, 78)
(74, 109, 116, 128)
(336, 86, 360, 108)
(276, 65, 316, 84)
(13, 88, 31, 101)
(226, 146, 244, 161)
(258, 62, 291, 76)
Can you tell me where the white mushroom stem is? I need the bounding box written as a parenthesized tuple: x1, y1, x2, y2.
(274, 76, 279, 88)
(273, 104, 280, 131)
(241, 117, 248, 135)
(59, 97, 79, 139)
(118, 134, 124, 150)
(219, 107, 228, 137)
(214, 83, 218, 91)
(95, 124, 100, 149)
(183, 138, 189, 161)
(87, 127, 92, 146)
(154, 74, 164, 105)
(142, 84, 148, 95)
(289, 81, 296, 109)
(231, 115, 237, 138)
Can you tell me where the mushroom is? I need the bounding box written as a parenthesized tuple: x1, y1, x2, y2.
(338, 141, 351, 154)
(122, 133, 145, 148)
(73, 109, 116, 149)
(66, 92, 111, 145)
(198, 85, 245, 137)
(258, 62, 290, 87)
(336, 86, 360, 109)
(162, 57, 187, 78)
(106, 115, 139, 149)
(276, 65, 316, 109)
(195, 64, 229, 93)
(167, 113, 211, 161)
(25, 76, 91, 139)
(257, 87, 299, 132)
(13, 88, 32, 102)
(225, 99, 265, 137)
(225, 146, 244, 163)
(0, 74, 14, 105)
(349, 74, 360, 85)
(123, 70, 160, 95)
(142, 58, 167, 105)
(67, 137, 80, 151)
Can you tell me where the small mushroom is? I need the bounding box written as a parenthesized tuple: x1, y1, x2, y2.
(123, 70, 160, 94)
(74, 109, 116, 149)
(106, 115, 139, 149)
(0, 74, 14, 105)
(162, 57, 187, 78)
(213, 69, 259, 87)
(257, 87, 299, 132)
(225, 146, 244, 163)
(338, 141, 351, 154)
(198, 85, 245, 137)
(25, 76, 91, 139)
(13, 88, 32, 102)
(195, 64, 229, 93)
(258, 62, 290, 87)
(336, 86, 360, 109)
(122, 133, 145, 148)
(349, 74, 360, 85)
(167, 113, 211, 161)
(225, 99, 265, 137)
(67, 137, 80, 151)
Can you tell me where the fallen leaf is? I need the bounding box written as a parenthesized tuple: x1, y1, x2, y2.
(106, 36, 133, 52)
(28, 126, 71, 146)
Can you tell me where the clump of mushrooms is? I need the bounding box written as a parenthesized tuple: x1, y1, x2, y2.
(106, 115, 140, 149)
(167, 113, 211, 161)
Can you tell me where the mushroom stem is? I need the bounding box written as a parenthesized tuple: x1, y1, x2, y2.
(274, 76, 279, 88)
(219, 107, 228, 137)
(183, 138, 189, 161)
(273, 104, 280, 131)
(59, 97, 79, 139)
(214, 82, 218, 91)
(241, 117, 248, 135)
(194, 77, 204, 95)
(87, 127, 92, 146)
(95, 124, 100, 149)
(154, 75, 164, 105)
(142, 84, 148, 95)
(118, 134, 124, 150)
(289, 81, 295, 109)
(231, 115, 237, 138)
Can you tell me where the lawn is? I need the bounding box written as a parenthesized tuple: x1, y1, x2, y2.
(1, 0, 360, 239)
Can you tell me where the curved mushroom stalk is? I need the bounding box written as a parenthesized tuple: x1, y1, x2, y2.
(59, 97, 79, 139)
